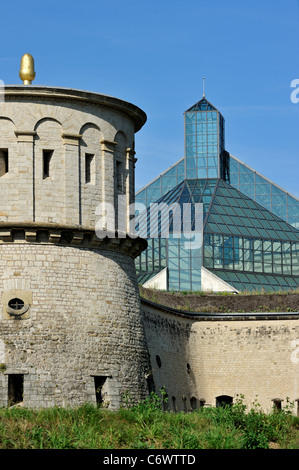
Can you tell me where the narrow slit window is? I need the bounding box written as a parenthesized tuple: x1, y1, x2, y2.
(116, 160, 125, 193)
(0, 149, 8, 176)
(8, 374, 24, 406)
(94, 376, 107, 407)
(172, 396, 177, 412)
(85, 153, 95, 184)
(43, 150, 53, 179)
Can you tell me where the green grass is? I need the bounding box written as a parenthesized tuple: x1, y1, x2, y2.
(140, 285, 299, 297)
(0, 393, 299, 449)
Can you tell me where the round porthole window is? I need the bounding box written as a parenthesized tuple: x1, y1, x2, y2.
(7, 298, 28, 317)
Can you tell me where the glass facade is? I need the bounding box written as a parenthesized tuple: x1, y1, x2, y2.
(203, 179, 299, 283)
(135, 179, 205, 291)
(135, 158, 185, 209)
(135, 96, 299, 293)
(185, 99, 225, 180)
(229, 155, 299, 229)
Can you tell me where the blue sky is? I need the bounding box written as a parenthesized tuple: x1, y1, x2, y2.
(0, 0, 298, 196)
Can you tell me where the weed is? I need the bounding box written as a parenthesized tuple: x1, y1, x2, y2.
(0, 394, 298, 449)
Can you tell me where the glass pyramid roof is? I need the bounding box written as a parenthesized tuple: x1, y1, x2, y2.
(135, 177, 299, 293)
(208, 270, 299, 293)
(185, 98, 218, 112)
(136, 178, 299, 242)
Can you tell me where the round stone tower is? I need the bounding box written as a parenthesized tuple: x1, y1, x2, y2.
(0, 72, 150, 409)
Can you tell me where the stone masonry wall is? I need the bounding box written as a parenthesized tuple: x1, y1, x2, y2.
(0, 90, 138, 231)
(142, 302, 299, 414)
(0, 243, 150, 409)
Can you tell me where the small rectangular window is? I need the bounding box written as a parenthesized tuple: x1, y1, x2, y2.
(272, 398, 282, 411)
(0, 149, 8, 176)
(8, 374, 24, 406)
(116, 160, 124, 193)
(85, 153, 95, 184)
(43, 150, 53, 179)
(94, 376, 107, 407)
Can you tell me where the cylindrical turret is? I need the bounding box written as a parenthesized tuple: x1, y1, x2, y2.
(0, 76, 150, 409)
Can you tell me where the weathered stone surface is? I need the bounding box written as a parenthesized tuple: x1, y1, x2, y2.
(142, 300, 299, 414)
(0, 244, 150, 408)
(0, 86, 149, 409)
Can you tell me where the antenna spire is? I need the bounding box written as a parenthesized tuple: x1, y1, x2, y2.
(202, 77, 205, 98)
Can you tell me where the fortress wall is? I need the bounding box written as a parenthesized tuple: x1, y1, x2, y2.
(0, 86, 148, 409)
(189, 319, 299, 413)
(142, 301, 299, 413)
(141, 304, 198, 412)
(0, 243, 150, 409)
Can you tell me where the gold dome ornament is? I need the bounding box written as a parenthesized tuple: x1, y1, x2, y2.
(19, 53, 36, 85)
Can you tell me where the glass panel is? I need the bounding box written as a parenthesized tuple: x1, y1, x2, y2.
(256, 183, 270, 195)
(185, 112, 195, 123)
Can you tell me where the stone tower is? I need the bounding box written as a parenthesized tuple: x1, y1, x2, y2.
(0, 73, 150, 408)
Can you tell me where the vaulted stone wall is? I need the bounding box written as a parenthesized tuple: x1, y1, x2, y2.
(142, 300, 299, 414)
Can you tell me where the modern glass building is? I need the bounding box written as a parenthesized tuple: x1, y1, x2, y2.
(135, 96, 299, 293)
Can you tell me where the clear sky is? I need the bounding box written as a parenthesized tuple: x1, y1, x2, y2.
(0, 0, 298, 196)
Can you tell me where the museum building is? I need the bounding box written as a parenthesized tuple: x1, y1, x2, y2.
(135, 96, 299, 292)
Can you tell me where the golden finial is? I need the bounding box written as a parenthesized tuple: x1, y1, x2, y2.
(19, 53, 36, 85)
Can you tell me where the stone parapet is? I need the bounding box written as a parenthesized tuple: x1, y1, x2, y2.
(0, 223, 147, 258)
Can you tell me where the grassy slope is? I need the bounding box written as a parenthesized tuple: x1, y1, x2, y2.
(0, 395, 299, 449)
(139, 286, 299, 313)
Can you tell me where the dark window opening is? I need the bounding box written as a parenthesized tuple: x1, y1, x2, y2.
(8, 374, 24, 406)
(0, 149, 8, 176)
(43, 150, 53, 179)
(187, 363, 191, 373)
(116, 160, 125, 193)
(85, 153, 94, 184)
(216, 395, 233, 408)
(156, 355, 161, 368)
(190, 397, 197, 410)
(8, 298, 25, 311)
(199, 399, 206, 409)
(94, 376, 107, 407)
(146, 374, 155, 394)
(272, 398, 282, 411)
(172, 396, 177, 412)
(182, 396, 187, 412)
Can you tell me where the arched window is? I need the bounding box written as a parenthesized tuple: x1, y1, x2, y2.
(190, 397, 197, 410)
(216, 395, 233, 408)
(172, 396, 177, 412)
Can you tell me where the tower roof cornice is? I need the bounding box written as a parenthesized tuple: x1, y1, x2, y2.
(2, 85, 147, 132)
